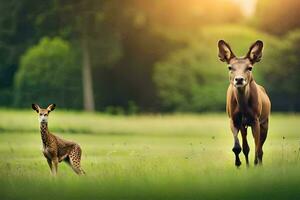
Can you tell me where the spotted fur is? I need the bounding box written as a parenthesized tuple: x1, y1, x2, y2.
(32, 104, 85, 175)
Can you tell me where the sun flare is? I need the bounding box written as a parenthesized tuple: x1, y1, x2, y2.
(231, 0, 257, 17)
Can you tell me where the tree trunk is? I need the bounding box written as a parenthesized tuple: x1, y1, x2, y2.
(81, 33, 95, 112)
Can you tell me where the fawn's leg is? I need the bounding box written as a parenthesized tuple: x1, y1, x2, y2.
(51, 157, 58, 175)
(46, 158, 52, 172)
(68, 145, 85, 175)
(230, 120, 241, 167)
(43, 150, 53, 174)
(241, 126, 250, 166)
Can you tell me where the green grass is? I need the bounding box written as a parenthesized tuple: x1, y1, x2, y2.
(1, 109, 300, 200)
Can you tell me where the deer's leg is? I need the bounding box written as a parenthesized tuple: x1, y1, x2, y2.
(251, 118, 262, 165)
(51, 157, 58, 175)
(241, 126, 250, 166)
(259, 119, 269, 163)
(260, 119, 269, 147)
(46, 158, 52, 171)
(68, 145, 85, 175)
(43, 149, 54, 173)
(230, 120, 241, 167)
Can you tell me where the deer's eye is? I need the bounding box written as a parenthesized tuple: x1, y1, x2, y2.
(44, 114, 48, 116)
(228, 66, 232, 71)
(39, 114, 42, 116)
(247, 67, 253, 71)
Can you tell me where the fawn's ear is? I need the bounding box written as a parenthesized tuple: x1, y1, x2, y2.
(218, 40, 236, 64)
(32, 104, 40, 113)
(47, 104, 56, 112)
(246, 40, 263, 64)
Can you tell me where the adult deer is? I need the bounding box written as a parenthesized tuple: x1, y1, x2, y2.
(218, 40, 271, 166)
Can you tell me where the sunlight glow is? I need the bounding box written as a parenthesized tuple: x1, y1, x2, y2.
(231, 0, 257, 17)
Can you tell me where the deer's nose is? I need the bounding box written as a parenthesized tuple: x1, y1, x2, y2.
(235, 77, 244, 82)
(234, 77, 244, 83)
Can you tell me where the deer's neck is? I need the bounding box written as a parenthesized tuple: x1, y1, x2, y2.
(40, 122, 49, 146)
(234, 84, 251, 112)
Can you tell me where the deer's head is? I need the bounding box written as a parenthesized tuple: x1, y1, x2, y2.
(32, 104, 56, 123)
(218, 40, 263, 88)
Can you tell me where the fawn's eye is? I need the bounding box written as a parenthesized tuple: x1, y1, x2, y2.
(247, 67, 253, 71)
(44, 114, 48, 116)
(228, 66, 232, 70)
(39, 113, 42, 116)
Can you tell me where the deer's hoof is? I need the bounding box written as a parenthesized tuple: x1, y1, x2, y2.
(235, 160, 242, 167)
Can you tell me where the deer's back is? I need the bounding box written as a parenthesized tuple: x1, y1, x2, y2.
(256, 83, 271, 122)
(48, 133, 78, 160)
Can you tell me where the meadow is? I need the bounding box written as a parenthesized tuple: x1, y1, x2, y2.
(1, 109, 300, 200)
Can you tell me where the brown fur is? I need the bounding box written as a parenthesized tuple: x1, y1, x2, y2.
(32, 104, 85, 175)
(218, 40, 271, 166)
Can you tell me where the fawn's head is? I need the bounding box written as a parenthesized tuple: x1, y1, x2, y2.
(218, 40, 263, 89)
(32, 104, 56, 123)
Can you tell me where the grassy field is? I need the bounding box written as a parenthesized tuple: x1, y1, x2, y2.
(1, 109, 300, 200)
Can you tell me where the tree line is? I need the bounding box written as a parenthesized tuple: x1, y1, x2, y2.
(0, 0, 300, 112)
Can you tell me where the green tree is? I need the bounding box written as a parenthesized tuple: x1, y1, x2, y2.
(0, 1, 26, 105)
(0, 0, 63, 106)
(0, 0, 122, 111)
(14, 37, 82, 108)
(262, 30, 300, 111)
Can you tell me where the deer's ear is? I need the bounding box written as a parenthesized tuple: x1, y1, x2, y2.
(246, 40, 263, 64)
(218, 40, 236, 64)
(32, 104, 40, 113)
(47, 104, 56, 112)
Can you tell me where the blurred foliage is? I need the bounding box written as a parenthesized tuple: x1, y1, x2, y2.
(256, 0, 300, 35)
(14, 37, 82, 108)
(89, 0, 244, 112)
(262, 30, 300, 111)
(0, 0, 243, 112)
(154, 25, 282, 111)
(0, 0, 299, 112)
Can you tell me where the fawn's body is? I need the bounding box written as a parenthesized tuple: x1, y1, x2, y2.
(218, 40, 271, 166)
(33, 104, 85, 175)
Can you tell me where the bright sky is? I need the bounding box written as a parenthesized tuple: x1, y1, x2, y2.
(231, 0, 257, 17)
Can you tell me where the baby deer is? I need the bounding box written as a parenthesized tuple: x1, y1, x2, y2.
(32, 104, 85, 175)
